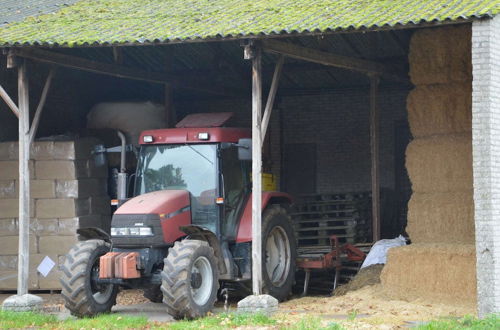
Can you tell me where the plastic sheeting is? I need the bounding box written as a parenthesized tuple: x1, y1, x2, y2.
(361, 235, 407, 269)
(87, 102, 167, 145)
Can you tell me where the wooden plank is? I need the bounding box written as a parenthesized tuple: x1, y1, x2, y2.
(261, 55, 284, 143)
(261, 39, 406, 81)
(29, 68, 55, 143)
(370, 75, 381, 242)
(0, 84, 19, 118)
(112, 47, 123, 65)
(17, 59, 30, 295)
(10, 48, 238, 96)
(250, 44, 263, 295)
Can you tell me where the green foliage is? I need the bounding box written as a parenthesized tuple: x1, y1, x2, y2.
(0, 310, 57, 328)
(347, 309, 359, 321)
(0, 310, 347, 329)
(291, 315, 344, 330)
(170, 312, 277, 329)
(0, 310, 149, 329)
(418, 314, 500, 330)
(0, 0, 498, 46)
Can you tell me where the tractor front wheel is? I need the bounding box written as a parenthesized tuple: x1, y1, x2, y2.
(161, 240, 219, 319)
(60, 239, 118, 317)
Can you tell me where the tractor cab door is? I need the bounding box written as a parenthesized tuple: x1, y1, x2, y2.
(220, 146, 250, 241)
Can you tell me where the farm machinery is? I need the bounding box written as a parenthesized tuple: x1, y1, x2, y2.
(59, 113, 296, 319)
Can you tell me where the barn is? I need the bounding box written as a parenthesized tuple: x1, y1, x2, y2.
(0, 0, 499, 316)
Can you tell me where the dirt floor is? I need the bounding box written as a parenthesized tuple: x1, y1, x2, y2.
(1, 286, 476, 329)
(279, 284, 476, 329)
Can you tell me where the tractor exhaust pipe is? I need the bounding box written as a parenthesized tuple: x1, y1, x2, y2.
(116, 130, 128, 202)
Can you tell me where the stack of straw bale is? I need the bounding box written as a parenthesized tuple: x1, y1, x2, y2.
(0, 138, 110, 290)
(381, 25, 477, 304)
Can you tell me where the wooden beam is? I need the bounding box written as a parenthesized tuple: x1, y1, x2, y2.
(0, 84, 19, 118)
(369, 75, 381, 242)
(261, 55, 284, 144)
(112, 47, 123, 65)
(10, 48, 238, 97)
(248, 44, 263, 295)
(261, 39, 406, 81)
(29, 68, 55, 144)
(17, 59, 31, 296)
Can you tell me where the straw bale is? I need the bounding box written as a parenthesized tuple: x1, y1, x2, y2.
(409, 25, 471, 85)
(334, 264, 384, 296)
(380, 243, 476, 305)
(406, 191, 474, 244)
(406, 134, 472, 193)
(407, 82, 472, 138)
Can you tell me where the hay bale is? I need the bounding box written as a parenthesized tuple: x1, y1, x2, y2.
(409, 25, 471, 85)
(406, 134, 472, 193)
(380, 243, 476, 305)
(407, 82, 472, 138)
(334, 264, 384, 296)
(406, 191, 474, 244)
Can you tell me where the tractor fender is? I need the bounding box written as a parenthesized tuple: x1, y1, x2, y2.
(76, 227, 111, 243)
(235, 192, 294, 243)
(179, 225, 229, 277)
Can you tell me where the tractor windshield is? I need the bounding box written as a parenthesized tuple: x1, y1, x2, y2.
(135, 144, 217, 197)
(135, 144, 219, 231)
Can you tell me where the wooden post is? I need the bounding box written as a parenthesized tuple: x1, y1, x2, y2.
(369, 75, 381, 242)
(250, 45, 263, 295)
(17, 59, 30, 295)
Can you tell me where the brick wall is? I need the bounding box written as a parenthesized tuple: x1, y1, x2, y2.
(472, 15, 500, 316)
(177, 86, 409, 195)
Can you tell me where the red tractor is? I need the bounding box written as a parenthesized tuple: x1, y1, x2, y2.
(60, 113, 296, 319)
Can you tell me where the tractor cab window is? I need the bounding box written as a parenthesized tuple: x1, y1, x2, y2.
(135, 144, 219, 233)
(220, 147, 250, 240)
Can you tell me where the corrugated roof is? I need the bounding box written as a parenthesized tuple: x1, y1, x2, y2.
(0, 0, 497, 47)
(0, 0, 80, 26)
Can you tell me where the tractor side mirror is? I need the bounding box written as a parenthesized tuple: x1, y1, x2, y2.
(237, 138, 252, 161)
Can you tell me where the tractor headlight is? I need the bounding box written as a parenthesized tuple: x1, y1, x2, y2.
(111, 227, 153, 236)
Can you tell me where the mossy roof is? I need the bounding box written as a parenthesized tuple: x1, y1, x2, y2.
(0, 0, 499, 47)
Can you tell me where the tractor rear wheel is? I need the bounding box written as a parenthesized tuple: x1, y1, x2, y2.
(262, 205, 297, 301)
(60, 239, 118, 317)
(161, 240, 219, 319)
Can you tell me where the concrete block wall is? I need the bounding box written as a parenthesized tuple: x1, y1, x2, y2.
(177, 87, 408, 195)
(471, 15, 500, 316)
(0, 138, 110, 290)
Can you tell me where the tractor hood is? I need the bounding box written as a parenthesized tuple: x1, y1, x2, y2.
(112, 190, 191, 244)
(116, 190, 190, 216)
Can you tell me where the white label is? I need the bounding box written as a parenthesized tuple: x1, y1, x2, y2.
(37, 256, 56, 277)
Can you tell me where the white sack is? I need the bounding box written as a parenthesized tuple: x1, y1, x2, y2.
(361, 235, 407, 269)
(87, 102, 167, 145)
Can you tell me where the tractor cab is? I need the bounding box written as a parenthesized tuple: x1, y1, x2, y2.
(60, 112, 296, 320)
(134, 124, 252, 241)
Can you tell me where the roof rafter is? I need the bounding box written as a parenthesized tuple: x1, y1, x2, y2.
(9, 48, 242, 96)
(261, 39, 407, 82)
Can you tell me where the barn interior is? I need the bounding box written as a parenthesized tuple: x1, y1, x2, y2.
(0, 23, 476, 307)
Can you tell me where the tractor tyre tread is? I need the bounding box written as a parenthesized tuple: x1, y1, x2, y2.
(59, 239, 118, 317)
(262, 204, 297, 301)
(161, 240, 219, 319)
